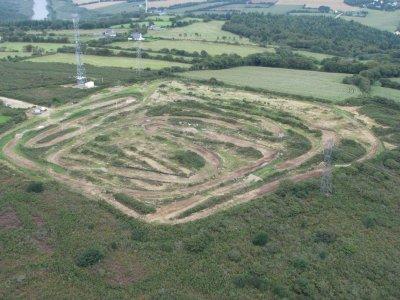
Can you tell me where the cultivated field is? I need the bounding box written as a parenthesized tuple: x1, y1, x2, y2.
(182, 66, 362, 102)
(371, 86, 400, 102)
(111, 40, 270, 56)
(148, 0, 207, 8)
(27, 53, 190, 69)
(1, 80, 379, 224)
(80, 0, 127, 10)
(276, 0, 358, 11)
(0, 42, 71, 52)
(148, 21, 252, 44)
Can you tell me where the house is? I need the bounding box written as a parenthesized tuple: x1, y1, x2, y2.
(395, 30, 400, 36)
(102, 28, 116, 38)
(129, 32, 144, 41)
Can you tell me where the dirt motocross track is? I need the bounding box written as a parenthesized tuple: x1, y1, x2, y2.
(1, 81, 380, 224)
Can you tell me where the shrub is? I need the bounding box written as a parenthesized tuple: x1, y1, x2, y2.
(252, 232, 269, 246)
(313, 230, 337, 244)
(292, 258, 309, 270)
(172, 150, 205, 170)
(94, 134, 110, 142)
(227, 249, 241, 262)
(185, 233, 211, 253)
(76, 248, 104, 267)
(363, 214, 378, 228)
(114, 193, 156, 215)
(26, 181, 44, 193)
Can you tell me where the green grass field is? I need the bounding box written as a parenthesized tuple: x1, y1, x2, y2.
(0, 115, 11, 124)
(293, 50, 334, 60)
(0, 42, 71, 53)
(371, 86, 400, 102)
(390, 78, 400, 83)
(111, 39, 270, 56)
(342, 9, 400, 32)
(148, 21, 252, 44)
(27, 53, 190, 69)
(182, 66, 361, 102)
(213, 4, 303, 14)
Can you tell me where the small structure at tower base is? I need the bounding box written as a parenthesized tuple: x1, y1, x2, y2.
(84, 81, 95, 89)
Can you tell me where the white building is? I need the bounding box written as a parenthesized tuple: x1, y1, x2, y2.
(129, 32, 144, 41)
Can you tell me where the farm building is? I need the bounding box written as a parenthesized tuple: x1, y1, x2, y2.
(102, 28, 116, 38)
(129, 32, 145, 41)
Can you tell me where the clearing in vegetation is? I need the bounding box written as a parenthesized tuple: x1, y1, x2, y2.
(27, 53, 190, 69)
(0, 80, 379, 223)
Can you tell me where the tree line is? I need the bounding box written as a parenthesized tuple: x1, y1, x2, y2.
(222, 13, 400, 57)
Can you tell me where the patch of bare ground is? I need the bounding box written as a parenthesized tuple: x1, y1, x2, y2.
(0, 207, 22, 229)
(97, 251, 147, 286)
(30, 214, 53, 254)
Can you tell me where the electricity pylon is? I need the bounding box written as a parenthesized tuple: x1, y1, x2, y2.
(72, 14, 87, 86)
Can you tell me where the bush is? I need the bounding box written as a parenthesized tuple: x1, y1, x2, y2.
(172, 150, 205, 170)
(252, 232, 269, 246)
(185, 233, 211, 253)
(292, 258, 309, 270)
(76, 248, 104, 267)
(113, 193, 156, 215)
(26, 181, 44, 193)
(313, 230, 337, 244)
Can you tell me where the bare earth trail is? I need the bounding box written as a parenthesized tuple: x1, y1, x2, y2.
(0, 82, 381, 224)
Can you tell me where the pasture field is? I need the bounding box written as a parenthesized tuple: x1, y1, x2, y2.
(205, 4, 303, 14)
(276, 0, 358, 11)
(148, 0, 207, 8)
(28, 28, 129, 42)
(92, 1, 140, 14)
(293, 50, 334, 60)
(182, 66, 361, 102)
(148, 21, 252, 44)
(342, 9, 400, 32)
(0, 42, 71, 53)
(371, 86, 400, 102)
(111, 40, 270, 56)
(390, 78, 400, 83)
(27, 53, 190, 69)
(79, 0, 126, 10)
